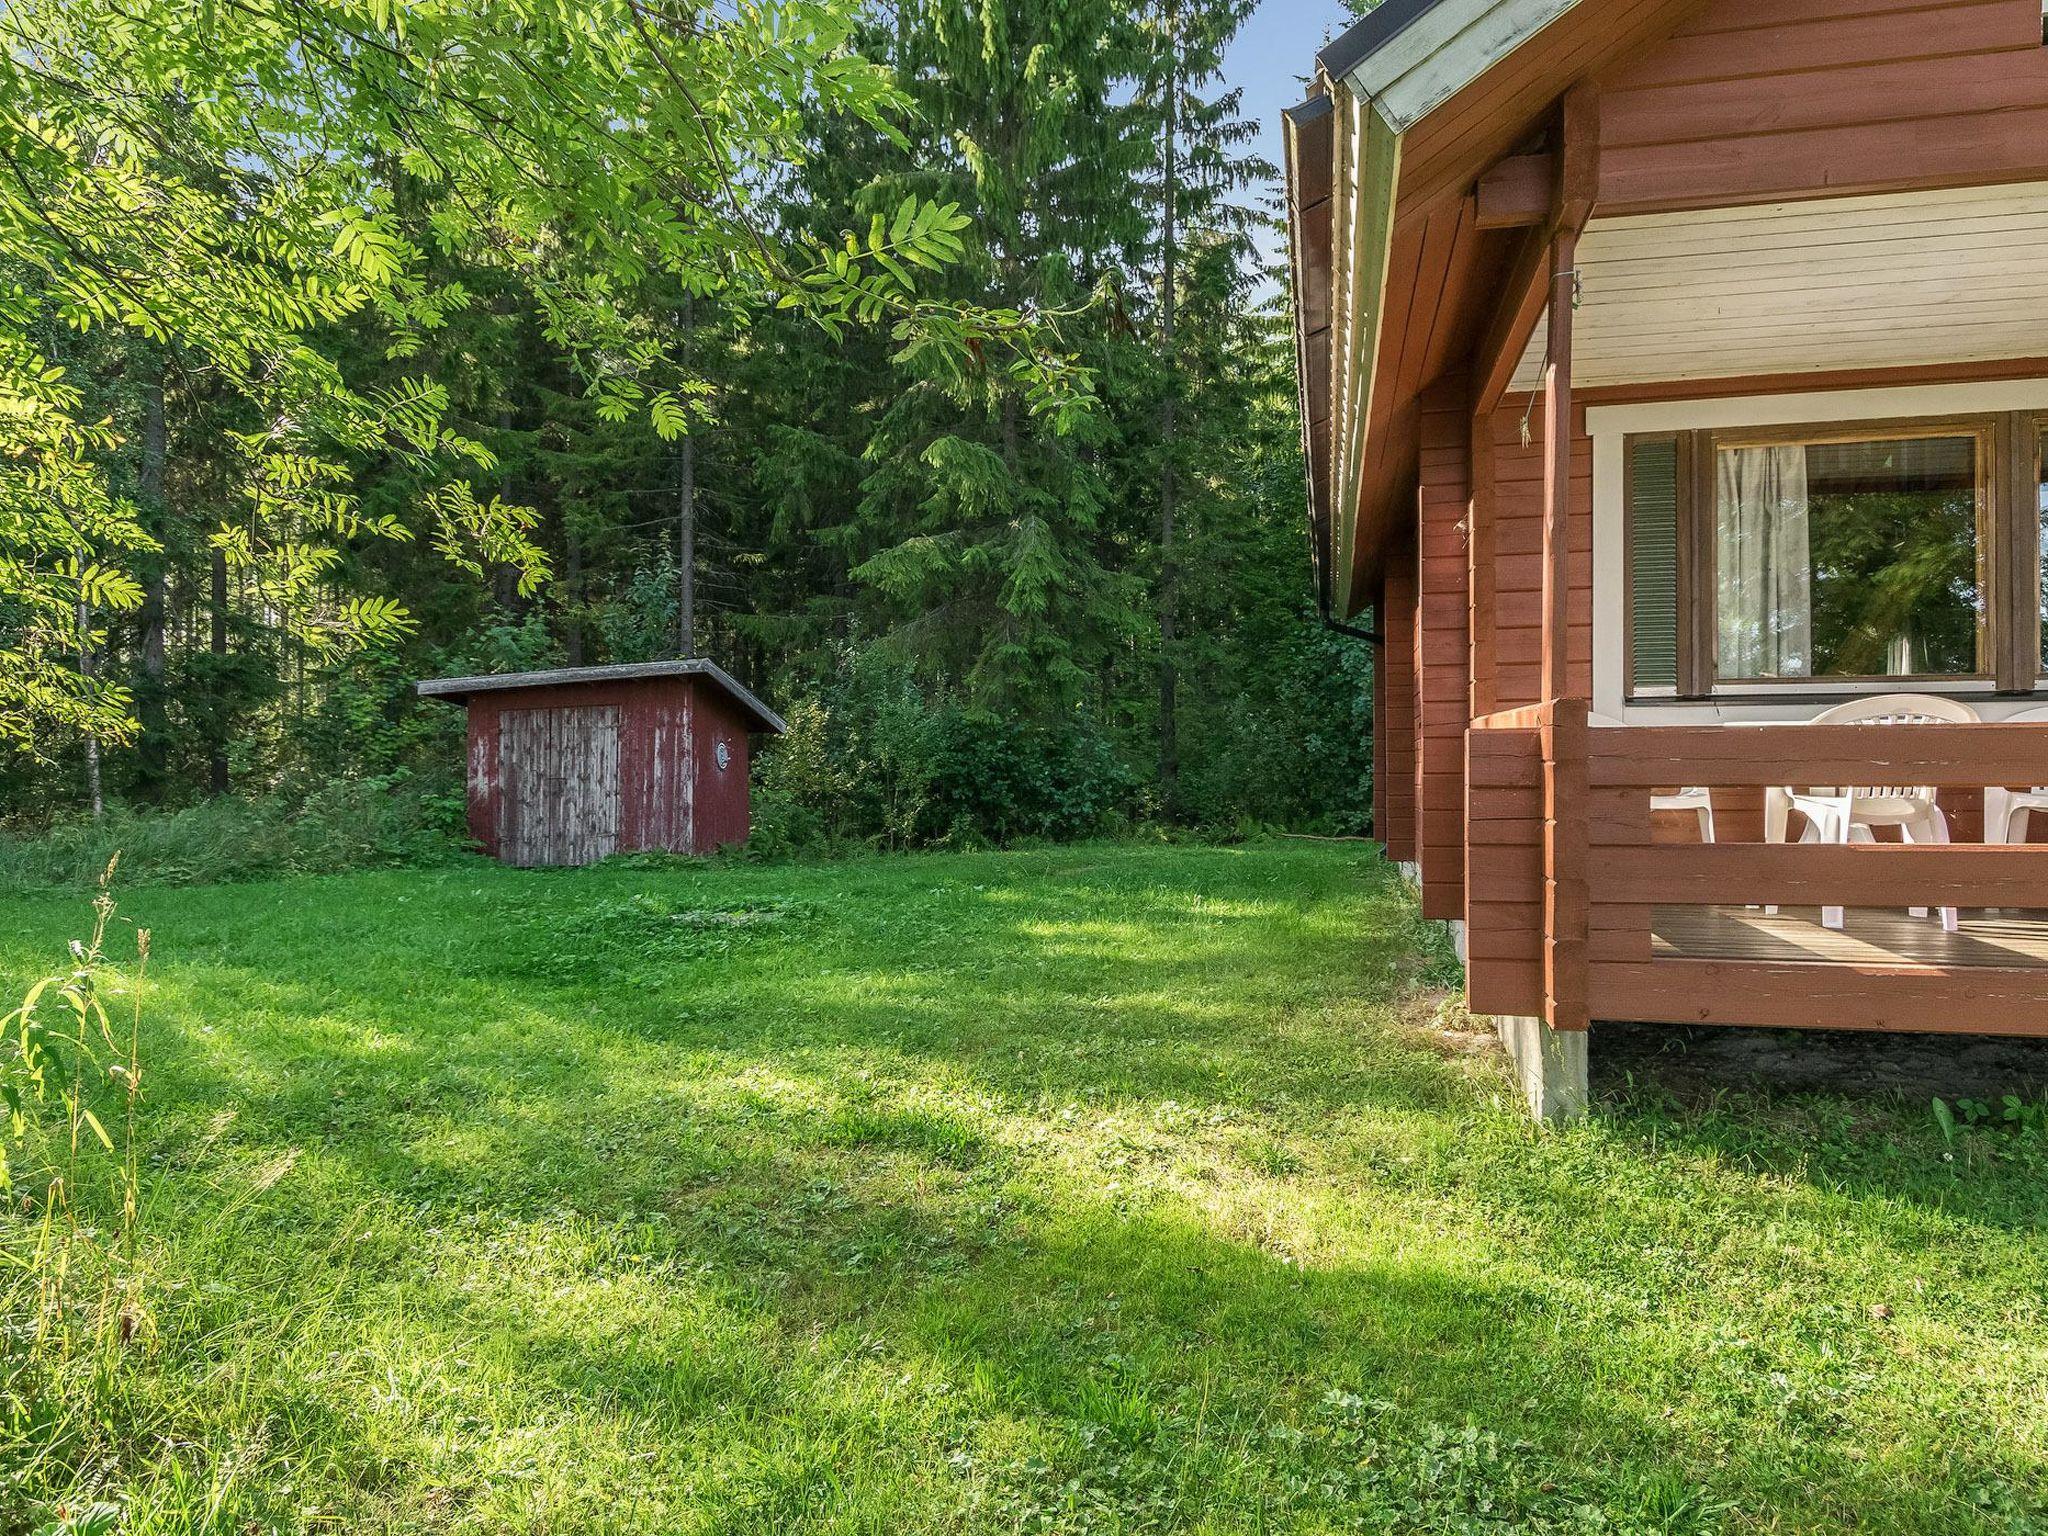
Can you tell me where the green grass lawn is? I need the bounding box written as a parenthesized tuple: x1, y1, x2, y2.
(3, 842, 2045, 1534)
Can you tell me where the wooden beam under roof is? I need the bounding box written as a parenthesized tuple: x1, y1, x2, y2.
(1475, 152, 1552, 228)
(1472, 85, 1598, 419)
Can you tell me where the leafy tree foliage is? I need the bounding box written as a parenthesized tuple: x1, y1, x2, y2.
(4, 0, 1374, 840)
(2, 0, 1070, 752)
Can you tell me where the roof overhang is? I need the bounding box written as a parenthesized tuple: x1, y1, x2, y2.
(1288, 0, 1739, 617)
(416, 658, 786, 734)
(1506, 183, 2048, 393)
(1290, 0, 1587, 618)
(1322, 0, 1581, 134)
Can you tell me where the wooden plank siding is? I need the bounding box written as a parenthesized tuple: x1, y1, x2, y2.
(1466, 712, 1548, 1017)
(1381, 550, 1422, 863)
(1480, 399, 1593, 708)
(1308, 0, 2048, 608)
(458, 676, 759, 865)
(1303, 0, 2048, 1039)
(1415, 380, 1473, 918)
(1596, 0, 2048, 215)
(500, 704, 623, 867)
(689, 678, 756, 851)
(1392, 0, 1718, 224)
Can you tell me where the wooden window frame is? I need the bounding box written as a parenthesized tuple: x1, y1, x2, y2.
(1624, 413, 2048, 699)
(2018, 416, 2047, 692)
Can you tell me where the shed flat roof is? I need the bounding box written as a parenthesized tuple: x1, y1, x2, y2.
(416, 659, 786, 733)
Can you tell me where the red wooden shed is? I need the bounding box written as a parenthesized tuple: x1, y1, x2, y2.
(416, 660, 785, 866)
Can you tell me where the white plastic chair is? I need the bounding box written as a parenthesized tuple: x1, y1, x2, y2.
(1985, 704, 2048, 846)
(1591, 712, 1715, 842)
(1766, 693, 1979, 933)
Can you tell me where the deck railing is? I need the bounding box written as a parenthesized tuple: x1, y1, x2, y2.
(1467, 700, 2048, 1035)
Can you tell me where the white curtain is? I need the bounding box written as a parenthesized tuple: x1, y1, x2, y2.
(1717, 446, 1811, 678)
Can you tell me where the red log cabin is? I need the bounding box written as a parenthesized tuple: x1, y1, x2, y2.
(417, 660, 785, 867)
(1284, 0, 2048, 1115)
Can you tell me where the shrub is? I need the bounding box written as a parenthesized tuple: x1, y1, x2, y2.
(0, 774, 471, 891)
(924, 713, 1135, 845)
(750, 645, 1136, 854)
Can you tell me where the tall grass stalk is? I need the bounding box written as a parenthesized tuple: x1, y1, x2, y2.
(2, 858, 150, 1523)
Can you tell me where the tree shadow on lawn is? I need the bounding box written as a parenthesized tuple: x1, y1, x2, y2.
(118, 962, 2047, 1532)
(134, 1026, 2037, 1535)
(28, 854, 2047, 1530)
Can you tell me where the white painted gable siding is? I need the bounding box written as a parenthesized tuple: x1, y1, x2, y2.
(1511, 182, 2048, 391)
(1339, 0, 1581, 131)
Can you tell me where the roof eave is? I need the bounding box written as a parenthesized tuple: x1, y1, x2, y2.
(1292, 0, 1588, 613)
(415, 659, 787, 734)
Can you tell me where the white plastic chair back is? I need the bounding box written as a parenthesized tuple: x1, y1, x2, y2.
(2006, 703, 2048, 795)
(1803, 693, 1981, 801)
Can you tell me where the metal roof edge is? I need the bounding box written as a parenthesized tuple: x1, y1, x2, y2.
(415, 659, 786, 734)
(1317, 0, 1451, 85)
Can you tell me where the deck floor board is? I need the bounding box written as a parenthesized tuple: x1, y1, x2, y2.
(1652, 906, 2048, 969)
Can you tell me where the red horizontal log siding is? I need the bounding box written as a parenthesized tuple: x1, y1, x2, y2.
(1381, 550, 1421, 863)
(1480, 400, 1593, 709)
(1597, 0, 2048, 213)
(1416, 381, 1472, 919)
(1466, 722, 1547, 1017)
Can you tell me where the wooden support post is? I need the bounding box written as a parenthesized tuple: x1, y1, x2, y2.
(1544, 697, 1590, 1033)
(1539, 86, 1595, 1035)
(1540, 227, 1576, 705)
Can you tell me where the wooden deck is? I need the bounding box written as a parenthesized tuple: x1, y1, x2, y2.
(1653, 906, 2048, 970)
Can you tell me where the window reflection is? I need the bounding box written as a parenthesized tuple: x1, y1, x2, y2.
(1717, 434, 1982, 680)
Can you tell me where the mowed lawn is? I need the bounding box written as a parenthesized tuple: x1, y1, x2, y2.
(3, 842, 2045, 1534)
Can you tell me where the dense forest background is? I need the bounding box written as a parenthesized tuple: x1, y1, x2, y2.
(3, 0, 1373, 862)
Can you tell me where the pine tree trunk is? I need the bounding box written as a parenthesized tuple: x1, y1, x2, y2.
(1156, 2, 1182, 816)
(209, 546, 229, 796)
(565, 525, 584, 665)
(678, 431, 696, 657)
(678, 292, 697, 657)
(135, 359, 170, 800)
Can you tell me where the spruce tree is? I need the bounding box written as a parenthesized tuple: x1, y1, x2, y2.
(845, 0, 1150, 709)
(1133, 0, 1268, 816)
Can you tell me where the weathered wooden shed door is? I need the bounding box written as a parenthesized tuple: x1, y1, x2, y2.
(498, 705, 621, 866)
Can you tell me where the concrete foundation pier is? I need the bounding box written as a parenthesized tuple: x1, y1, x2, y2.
(1494, 1014, 1589, 1122)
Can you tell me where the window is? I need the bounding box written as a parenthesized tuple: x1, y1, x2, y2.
(1715, 430, 1983, 681)
(1626, 414, 2040, 697)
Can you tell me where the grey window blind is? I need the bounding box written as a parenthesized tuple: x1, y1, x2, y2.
(1628, 436, 1681, 691)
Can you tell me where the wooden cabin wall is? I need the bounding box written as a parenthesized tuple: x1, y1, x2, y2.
(1415, 383, 1472, 920)
(1598, 0, 2048, 214)
(1380, 552, 1421, 864)
(1457, 399, 1590, 1018)
(464, 704, 502, 858)
(622, 679, 700, 855)
(1372, 586, 1388, 843)
(1478, 401, 1594, 710)
(460, 676, 752, 865)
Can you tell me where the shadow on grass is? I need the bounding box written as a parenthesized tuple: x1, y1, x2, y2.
(11, 847, 2046, 1531)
